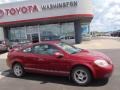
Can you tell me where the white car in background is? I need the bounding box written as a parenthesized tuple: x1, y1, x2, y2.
(82, 34, 92, 41)
(60, 36, 75, 44)
(0, 40, 8, 52)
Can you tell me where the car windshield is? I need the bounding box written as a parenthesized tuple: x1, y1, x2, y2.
(56, 42, 81, 54)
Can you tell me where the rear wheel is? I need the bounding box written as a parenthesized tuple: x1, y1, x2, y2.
(71, 66, 92, 86)
(12, 63, 24, 77)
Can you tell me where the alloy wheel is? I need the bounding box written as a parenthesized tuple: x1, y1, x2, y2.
(71, 67, 92, 85)
(13, 64, 24, 77)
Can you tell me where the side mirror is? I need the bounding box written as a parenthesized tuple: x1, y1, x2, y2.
(54, 52, 64, 58)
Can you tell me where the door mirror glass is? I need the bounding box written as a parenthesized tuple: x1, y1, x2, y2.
(54, 52, 64, 58)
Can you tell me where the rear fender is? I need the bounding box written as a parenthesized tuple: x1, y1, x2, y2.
(11, 59, 24, 69)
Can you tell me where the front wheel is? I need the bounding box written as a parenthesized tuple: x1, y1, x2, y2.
(71, 67, 92, 86)
(12, 63, 24, 77)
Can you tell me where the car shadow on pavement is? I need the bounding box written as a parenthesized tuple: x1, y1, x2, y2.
(2, 70, 109, 87)
(0, 51, 7, 54)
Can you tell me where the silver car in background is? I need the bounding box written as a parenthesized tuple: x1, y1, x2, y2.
(0, 40, 8, 52)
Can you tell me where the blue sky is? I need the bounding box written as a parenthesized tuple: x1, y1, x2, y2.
(0, 0, 120, 32)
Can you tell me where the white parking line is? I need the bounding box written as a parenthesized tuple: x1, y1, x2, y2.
(0, 71, 5, 80)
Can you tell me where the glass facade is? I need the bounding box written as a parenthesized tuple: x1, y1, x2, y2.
(40, 24, 60, 41)
(81, 23, 90, 35)
(80, 23, 91, 41)
(9, 27, 26, 41)
(8, 22, 75, 43)
(26, 25, 39, 43)
(61, 23, 75, 37)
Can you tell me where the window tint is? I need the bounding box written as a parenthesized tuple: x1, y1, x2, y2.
(23, 47, 32, 53)
(57, 42, 81, 54)
(32, 44, 59, 55)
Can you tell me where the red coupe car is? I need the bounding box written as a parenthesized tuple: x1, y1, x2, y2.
(6, 42, 113, 85)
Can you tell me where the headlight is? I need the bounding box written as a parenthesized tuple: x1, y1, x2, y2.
(94, 60, 109, 67)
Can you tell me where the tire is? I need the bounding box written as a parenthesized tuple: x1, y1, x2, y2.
(71, 66, 92, 86)
(12, 63, 24, 77)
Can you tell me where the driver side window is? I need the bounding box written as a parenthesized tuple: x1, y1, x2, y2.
(32, 44, 59, 55)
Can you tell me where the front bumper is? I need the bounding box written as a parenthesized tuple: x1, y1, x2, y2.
(93, 64, 114, 79)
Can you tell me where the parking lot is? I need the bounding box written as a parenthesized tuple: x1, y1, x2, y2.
(0, 39, 120, 90)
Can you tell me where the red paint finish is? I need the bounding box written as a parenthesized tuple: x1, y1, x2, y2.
(6, 42, 113, 79)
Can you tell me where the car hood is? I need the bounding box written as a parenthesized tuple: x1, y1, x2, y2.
(72, 49, 111, 62)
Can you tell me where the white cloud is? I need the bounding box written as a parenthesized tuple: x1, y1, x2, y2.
(91, 0, 120, 32)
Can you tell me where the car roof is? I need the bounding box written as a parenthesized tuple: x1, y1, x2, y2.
(23, 41, 61, 48)
(35, 41, 60, 45)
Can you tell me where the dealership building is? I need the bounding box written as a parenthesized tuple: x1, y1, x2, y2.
(0, 0, 93, 44)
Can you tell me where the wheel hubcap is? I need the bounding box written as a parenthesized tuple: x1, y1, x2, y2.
(74, 70, 88, 84)
(14, 65, 22, 76)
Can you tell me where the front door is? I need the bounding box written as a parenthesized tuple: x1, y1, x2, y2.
(27, 33, 39, 43)
(32, 44, 71, 75)
(22, 47, 39, 70)
(32, 34, 39, 43)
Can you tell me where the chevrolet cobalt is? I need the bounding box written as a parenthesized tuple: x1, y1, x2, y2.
(6, 42, 113, 85)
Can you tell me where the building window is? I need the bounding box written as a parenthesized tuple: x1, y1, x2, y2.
(39, 24, 60, 41)
(26, 25, 39, 34)
(60, 23, 75, 38)
(8, 22, 75, 44)
(39, 22, 75, 41)
(81, 23, 90, 35)
(9, 27, 26, 40)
